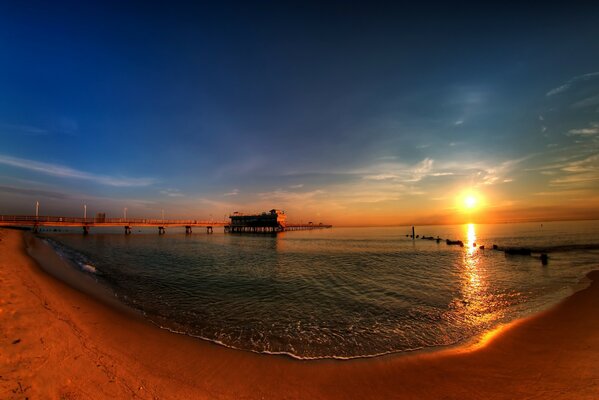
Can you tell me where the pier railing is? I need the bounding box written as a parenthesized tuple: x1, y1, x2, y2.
(0, 215, 226, 226)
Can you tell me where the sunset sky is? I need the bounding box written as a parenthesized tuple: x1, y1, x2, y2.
(1, 2, 599, 225)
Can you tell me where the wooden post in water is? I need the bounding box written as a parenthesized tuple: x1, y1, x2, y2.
(412, 226, 415, 240)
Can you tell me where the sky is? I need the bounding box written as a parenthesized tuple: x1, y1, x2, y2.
(1, 1, 599, 226)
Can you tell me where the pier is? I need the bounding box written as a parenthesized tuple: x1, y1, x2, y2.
(0, 215, 225, 235)
(0, 212, 332, 235)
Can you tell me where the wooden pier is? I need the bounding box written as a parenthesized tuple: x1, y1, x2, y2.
(0, 213, 332, 235)
(0, 215, 225, 235)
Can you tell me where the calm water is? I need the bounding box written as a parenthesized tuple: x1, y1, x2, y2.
(41, 221, 599, 359)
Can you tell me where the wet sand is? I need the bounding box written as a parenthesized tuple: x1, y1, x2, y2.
(1, 227, 598, 399)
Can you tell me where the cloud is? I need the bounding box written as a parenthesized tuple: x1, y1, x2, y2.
(571, 94, 599, 109)
(0, 154, 156, 187)
(567, 123, 599, 137)
(546, 83, 571, 97)
(258, 189, 325, 202)
(546, 71, 599, 97)
(223, 188, 240, 196)
(410, 158, 434, 181)
(0, 123, 49, 136)
(360, 158, 435, 183)
(160, 188, 184, 197)
(289, 184, 304, 189)
(548, 154, 599, 188)
(0, 185, 71, 200)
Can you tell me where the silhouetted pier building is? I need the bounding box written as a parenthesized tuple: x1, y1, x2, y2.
(225, 209, 332, 233)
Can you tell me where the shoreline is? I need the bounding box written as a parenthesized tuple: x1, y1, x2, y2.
(2, 227, 599, 399)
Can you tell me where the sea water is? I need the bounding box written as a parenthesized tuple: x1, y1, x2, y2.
(39, 221, 599, 359)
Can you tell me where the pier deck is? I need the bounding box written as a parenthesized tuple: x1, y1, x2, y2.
(0, 215, 225, 234)
(0, 215, 332, 234)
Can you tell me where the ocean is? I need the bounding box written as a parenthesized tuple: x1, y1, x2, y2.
(37, 221, 599, 359)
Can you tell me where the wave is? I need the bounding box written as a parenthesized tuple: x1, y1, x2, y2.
(42, 237, 100, 275)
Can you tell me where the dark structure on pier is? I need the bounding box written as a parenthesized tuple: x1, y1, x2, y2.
(225, 209, 331, 233)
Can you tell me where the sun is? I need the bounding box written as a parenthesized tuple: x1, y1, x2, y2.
(455, 190, 485, 215)
(464, 195, 477, 209)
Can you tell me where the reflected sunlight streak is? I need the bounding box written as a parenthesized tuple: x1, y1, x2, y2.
(460, 223, 494, 327)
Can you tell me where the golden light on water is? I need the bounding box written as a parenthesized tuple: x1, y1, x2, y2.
(460, 223, 495, 327)
(466, 223, 477, 253)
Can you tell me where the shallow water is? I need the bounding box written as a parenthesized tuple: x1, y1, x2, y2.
(41, 221, 599, 359)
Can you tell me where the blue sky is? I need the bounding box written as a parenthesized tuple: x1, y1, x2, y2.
(1, 2, 599, 224)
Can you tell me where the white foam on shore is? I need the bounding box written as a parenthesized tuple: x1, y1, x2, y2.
(80, 263, 97, 274)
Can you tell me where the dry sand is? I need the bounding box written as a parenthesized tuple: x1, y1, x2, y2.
(1, 227, 598, 399)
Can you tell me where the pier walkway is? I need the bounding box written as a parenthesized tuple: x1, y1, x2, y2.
(0, 215, 225, 234)
(0, 215, 332, 235)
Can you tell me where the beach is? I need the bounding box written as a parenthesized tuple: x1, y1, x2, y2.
(2, 227, 599, 399)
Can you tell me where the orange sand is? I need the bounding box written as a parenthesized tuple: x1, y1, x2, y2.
(1, 228, 598, 399)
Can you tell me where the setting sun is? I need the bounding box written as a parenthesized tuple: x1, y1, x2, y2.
(457, 190, 484, 215)
(464, 195, 477, 209)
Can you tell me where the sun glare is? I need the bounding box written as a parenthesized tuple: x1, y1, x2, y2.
(464, 195, 477, 209)
(457, 190, 484, 215)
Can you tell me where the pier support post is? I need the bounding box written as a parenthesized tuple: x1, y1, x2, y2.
(185, 226, 192, 235)
(206, 226, 213, 234)
(33, 224, 39, 234)
(83, 226, 89, 235)
(158, 226, 165, 235)
(125, 226, 132, 235)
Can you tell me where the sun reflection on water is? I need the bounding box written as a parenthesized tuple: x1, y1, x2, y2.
(459, 223, 495, 327)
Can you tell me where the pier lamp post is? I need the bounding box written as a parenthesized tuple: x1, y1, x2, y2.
(84, 204, 87, 220)
(124, 207, 127, 220)
(35, 201, 39, 218)
(161, 209, 164, 222)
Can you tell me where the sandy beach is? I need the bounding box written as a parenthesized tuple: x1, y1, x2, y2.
(1, 227, 599, 399)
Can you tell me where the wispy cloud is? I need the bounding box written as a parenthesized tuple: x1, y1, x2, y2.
(223, 188, 240, 196)
(160, 188, 184, 197)
(546, 83, 571, 97)
(0, 123, 49, 136)
(567, 122, 599, 137)
(359, 156, 523, 188)
(548, 154, 599, 188)
(258, 188, 325, 202)
(0, 154, 156, 187)
(546, 71, 599, 97)
(0, 184, 71, 200)
(571, 94, 599, 109)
